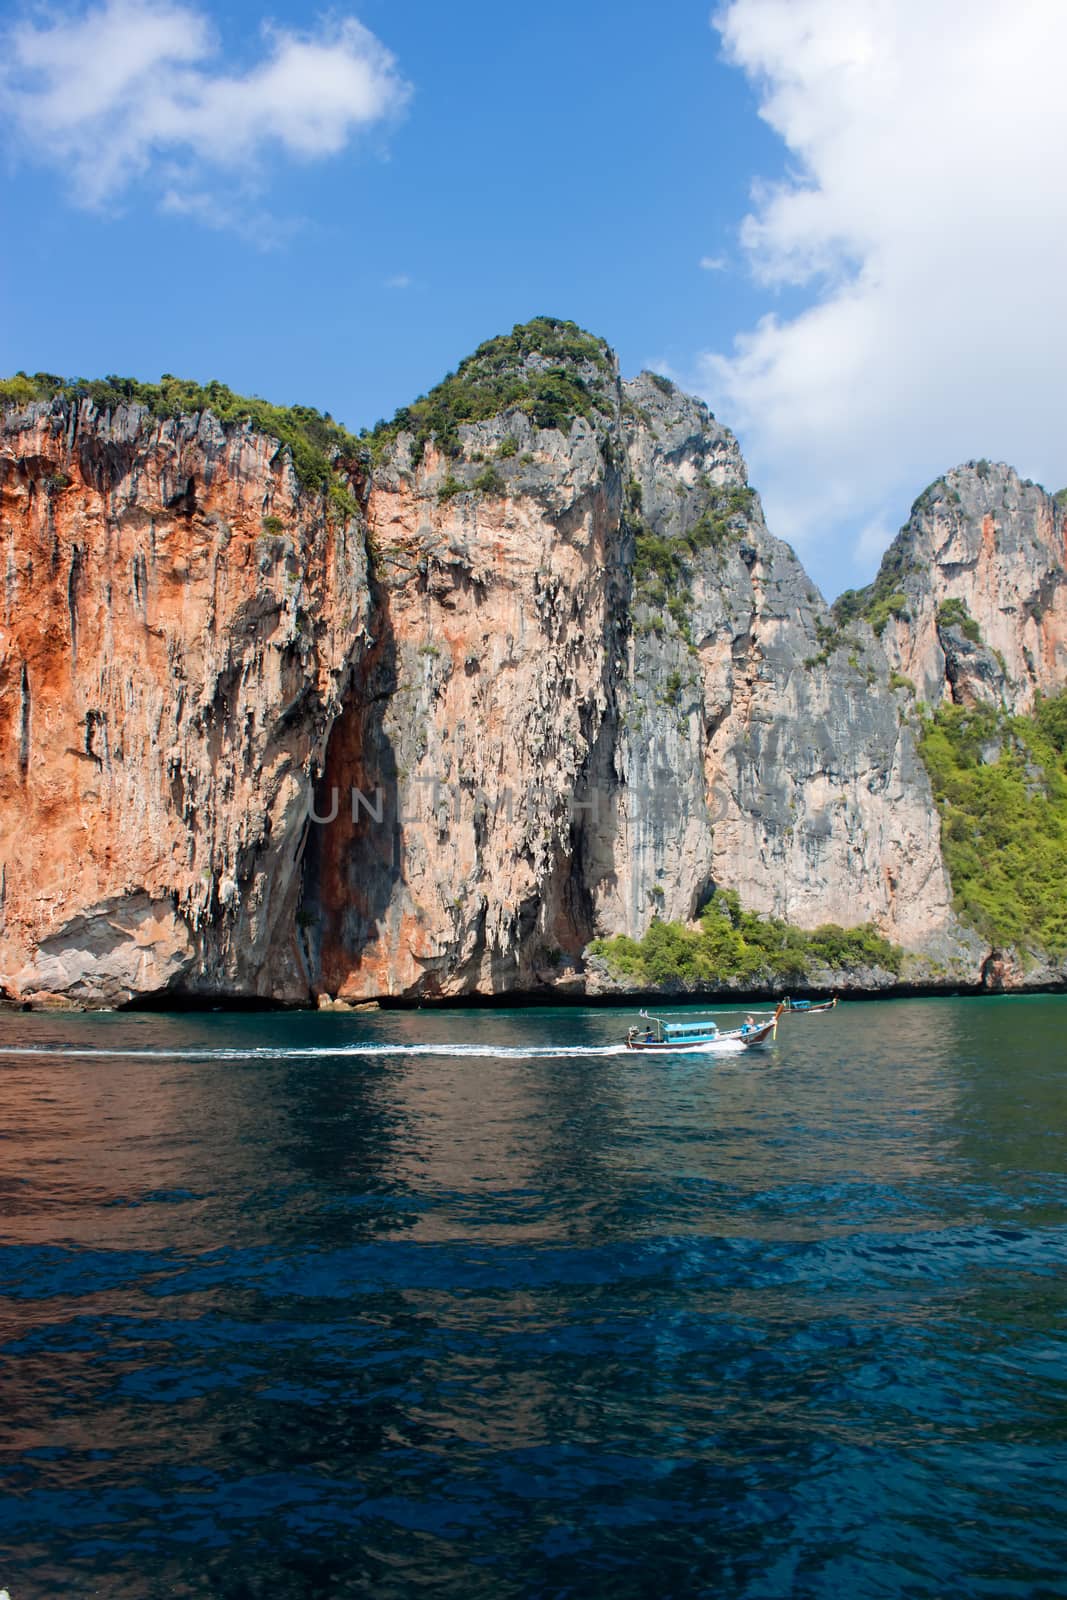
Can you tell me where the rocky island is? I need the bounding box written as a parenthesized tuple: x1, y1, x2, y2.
(1, 320, 1065, 1008)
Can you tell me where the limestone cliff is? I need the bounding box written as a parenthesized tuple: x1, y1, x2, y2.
(0, 394, 369, 1005)
(307, 378, 629, 998)
(838, 464, 1067, 713)
(1, 328, 1064, 1007)
(592, 376, 958, 963)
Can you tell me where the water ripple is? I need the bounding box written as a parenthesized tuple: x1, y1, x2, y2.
(1, 996, 1066, 1599)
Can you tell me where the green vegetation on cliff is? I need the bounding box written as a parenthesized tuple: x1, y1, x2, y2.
(628, 480, 756, 640)
(1, 321, 613, 490)
(589, 889, 903, 987)
(832, 476, 979, 636)
(936, 596, 982, 643)
(834, 534, 917, 636)
(367, 317, 615, 462)
(918, 690, 1067, 953)
(0, 371, 363, 501)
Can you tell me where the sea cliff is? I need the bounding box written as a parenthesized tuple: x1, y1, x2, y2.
(2, 324, 1065, 1007)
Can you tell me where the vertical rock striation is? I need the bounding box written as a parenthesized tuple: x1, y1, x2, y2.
(0, 396, 369, 1005)
(845, 464, 1067, 713)
(1, 329, 1065, 1006)
(310, 380, 630, 997)
(590, 376, 958, 961)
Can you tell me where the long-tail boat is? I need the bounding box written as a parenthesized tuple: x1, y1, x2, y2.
(625, 1001, 785, 1052)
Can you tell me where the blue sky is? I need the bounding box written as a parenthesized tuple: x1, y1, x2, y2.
(0, 2, 785, 419)
(2, 0, 1065, 598)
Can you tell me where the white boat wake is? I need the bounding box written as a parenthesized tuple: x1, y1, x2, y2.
(0, 1039, 748, 1062)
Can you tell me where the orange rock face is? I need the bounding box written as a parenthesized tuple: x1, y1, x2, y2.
(0, 399, 369, 1005)
(2, 384, 1065, 1008)
(308, 434, 627, 999)
(878, 465, 1067, 713)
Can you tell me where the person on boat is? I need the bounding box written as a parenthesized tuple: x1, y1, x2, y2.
(644, 1027, 654, 1044)
(741, 1014, 755, 1035)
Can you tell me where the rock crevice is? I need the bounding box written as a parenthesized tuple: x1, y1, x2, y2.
(2, 348, 1065, 1006)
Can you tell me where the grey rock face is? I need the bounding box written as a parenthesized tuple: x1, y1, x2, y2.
(13, 893, 195, 1008)
(3, 347, 1066, 1007)
(862, 463, 1067, 712)
(589, 377, 960, 962)
(587, 374, 744, 937)
(307, 365, 979, 996)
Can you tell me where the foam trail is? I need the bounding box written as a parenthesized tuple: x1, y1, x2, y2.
(0, 1040, 748, 1062)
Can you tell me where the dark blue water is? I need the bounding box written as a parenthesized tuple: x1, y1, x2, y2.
(1, 997, 1066, 1599)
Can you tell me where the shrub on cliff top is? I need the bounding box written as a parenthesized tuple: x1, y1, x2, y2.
(0, 374, 40, 406)
(366, 317, 615, 463)
(918, 690, 1067, 954)
(588, 889, 902, 987)
(0, 370, 365, 500)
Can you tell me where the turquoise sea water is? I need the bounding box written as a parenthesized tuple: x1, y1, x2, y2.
(1, 996, 1066, 1599)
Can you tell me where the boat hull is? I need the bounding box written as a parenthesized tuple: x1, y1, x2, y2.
(625, 1001, 784, 1053)
(625, 1020, 777, 1051)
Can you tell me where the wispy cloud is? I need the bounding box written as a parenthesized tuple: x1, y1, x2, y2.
(159, 186, 298, 250)
(699, 254, 728, 272)
(0, 0, 411, 223)
(702, 0, 1067, 589)
(384, 273, 412, 289)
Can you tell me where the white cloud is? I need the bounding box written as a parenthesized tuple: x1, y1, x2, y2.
(0, 0, 410, 214)
(701, 0, 1067, 594)
(700, 254, 728, 271)
(159, 186, 297, 249)
(384, 273, 412, 289)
